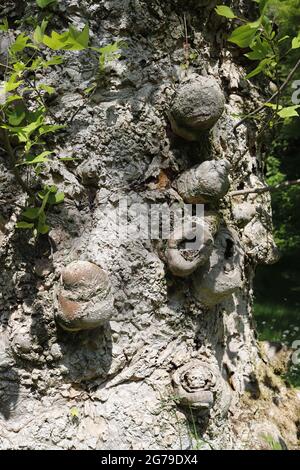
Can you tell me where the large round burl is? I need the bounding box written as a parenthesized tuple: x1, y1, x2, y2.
(55, 260, 114, 331)
(169, 75, 225, 140)
(173, 159, 231, 204)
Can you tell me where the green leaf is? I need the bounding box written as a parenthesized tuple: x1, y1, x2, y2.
(22, 207, 40, 220)
(292, 33, 300, 49)
(7, 104, 26, 126)
(215, 5, 237, 19)
(37, 221, 50, 234)
(42, 56, 63, 67)
(16, 221, 34, 229)
(20, 151, 54, 166)
(84, 83, 96, 94)
(68, 24, 89, 49)
(264, 102, 283, 110)
(43, 25, 89, 51)
(0, 18, 9, 32)
(254, 0, 269, 14)
(93, 41, 125, 71)
(33, 19, 48, 43)
(38, 124, 65, 136)
(48, 191, 64, 205)
(59, 156, 77, 161)
(70, 407, 79, 418)
(36, 208, 50, 234)
(278, 35, 290, 44)
(36, 0, 57, 8)
(13, 61, 27, 73)
(4, 80, 23, 93)
(245, 37, 273, 60)
(6, 108, 45, 143)
(246, 57, 272, 79)
(55, 192, 64, 203)
(38, 192, 50, 214)
(1, 94, 23, 106)
(37, 186, 64, 209)
(228, 21, 261, 48)
(42, 30, 70, 50)
(277, 106, 300, 118)
(9, 33, 36, 55)
(16, 121, 43, 142)
(38, 83, 55, 94)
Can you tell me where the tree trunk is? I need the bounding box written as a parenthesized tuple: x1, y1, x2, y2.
(0, 0, 299, 450)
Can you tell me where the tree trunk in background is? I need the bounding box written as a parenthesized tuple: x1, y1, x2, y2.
(0, 0, 299, 450)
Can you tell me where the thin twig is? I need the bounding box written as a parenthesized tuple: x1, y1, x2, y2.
(229, 178, 300, 197)
(234, 57, 300, 131)
(24, 77, 60, 123)
(183, 13, 189, 69)
(69, 87, 97, 124)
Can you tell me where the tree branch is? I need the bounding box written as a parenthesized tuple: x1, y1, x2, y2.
(69, 87, 97, 124)
(234, 57, 300, 131)
(229, 178, 300, 197)
(183, 13, 189, 69)
(24, 77, 60, 124)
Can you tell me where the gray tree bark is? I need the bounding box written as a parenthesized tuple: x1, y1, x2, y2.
(0, 0, 299, 450)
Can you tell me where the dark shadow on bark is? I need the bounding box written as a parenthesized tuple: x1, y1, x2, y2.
(167, 126, 213, 171)
(181, 407, 211, 449)
(0, 370, 20, 420)
(55, 322, 113, 387)
(0, 232, 51, 327)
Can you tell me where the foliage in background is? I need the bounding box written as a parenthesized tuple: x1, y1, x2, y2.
(216, 1, 300, 123)
(255, 0, 300, 389)
(36, 0, 57, 9)
(216, 1, 300, 388)
(256, 111, 300, 389)
(215, 0, 300, 253)
(265, 0, 300, 36)
(266, 124, 300, 254)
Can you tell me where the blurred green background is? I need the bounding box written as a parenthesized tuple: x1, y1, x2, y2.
(254, 123, 300, 386)
(249, 1, 300, 387)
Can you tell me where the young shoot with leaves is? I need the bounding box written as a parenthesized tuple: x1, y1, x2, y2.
(0, 4, 124, 237)
(215, 1, 300, 126)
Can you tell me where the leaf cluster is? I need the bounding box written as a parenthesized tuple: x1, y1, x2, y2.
(215, 1, 300, 121)
(0, 11, 124, 236)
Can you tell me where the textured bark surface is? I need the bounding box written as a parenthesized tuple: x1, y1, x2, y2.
(0, 0, 299, 450)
